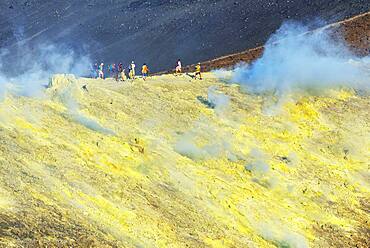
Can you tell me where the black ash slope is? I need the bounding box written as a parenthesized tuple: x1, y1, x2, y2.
(0, 0, 369, 72)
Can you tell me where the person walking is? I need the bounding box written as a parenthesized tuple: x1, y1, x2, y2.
(112, 63, 118, 81)
(142, 63, 149, 81)
(108, 64, 112, 77)
(118, 63, 125, 81)
(121, 68, 127, 81)
(130, 61, 136, 79)
(118, 63, 123, 74)
(98, 63, 104, 79)
(195, 62, 202, 80)
(128, 66, 132, 80)
(175, 59, 182, 75)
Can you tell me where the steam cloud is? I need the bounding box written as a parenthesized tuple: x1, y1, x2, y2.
(57, 79, 116, 136)
(174, 118, 243, 161)
(0, 33, 91, 98)
(229, 22, 370, 93)
(258, 222, 309, 248)
(174, 133, 235, 161)
(68, 104, 116, 136)
(207, 86, 230, 115)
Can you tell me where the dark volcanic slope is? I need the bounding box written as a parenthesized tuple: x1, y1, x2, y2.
(177, 12, 370, 74)
(0, 0, 369, 72)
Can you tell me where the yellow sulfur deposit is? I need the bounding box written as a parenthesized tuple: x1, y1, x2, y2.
(0, 73, 368, 247)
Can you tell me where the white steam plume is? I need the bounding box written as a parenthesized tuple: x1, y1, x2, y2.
(207, 86, 230, 115)
(229, 22, 369, 93)
(0, 38, 91, 98)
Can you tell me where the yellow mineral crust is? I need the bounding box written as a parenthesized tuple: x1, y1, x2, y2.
(0, 73, 368, 247)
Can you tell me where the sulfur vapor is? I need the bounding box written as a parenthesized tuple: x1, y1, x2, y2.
(228, 22, 369, 93)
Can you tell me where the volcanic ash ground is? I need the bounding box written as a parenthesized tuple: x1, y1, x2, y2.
(0, 73, 369, 247)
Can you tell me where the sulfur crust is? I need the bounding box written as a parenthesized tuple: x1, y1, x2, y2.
(0, 73, 368, 247)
